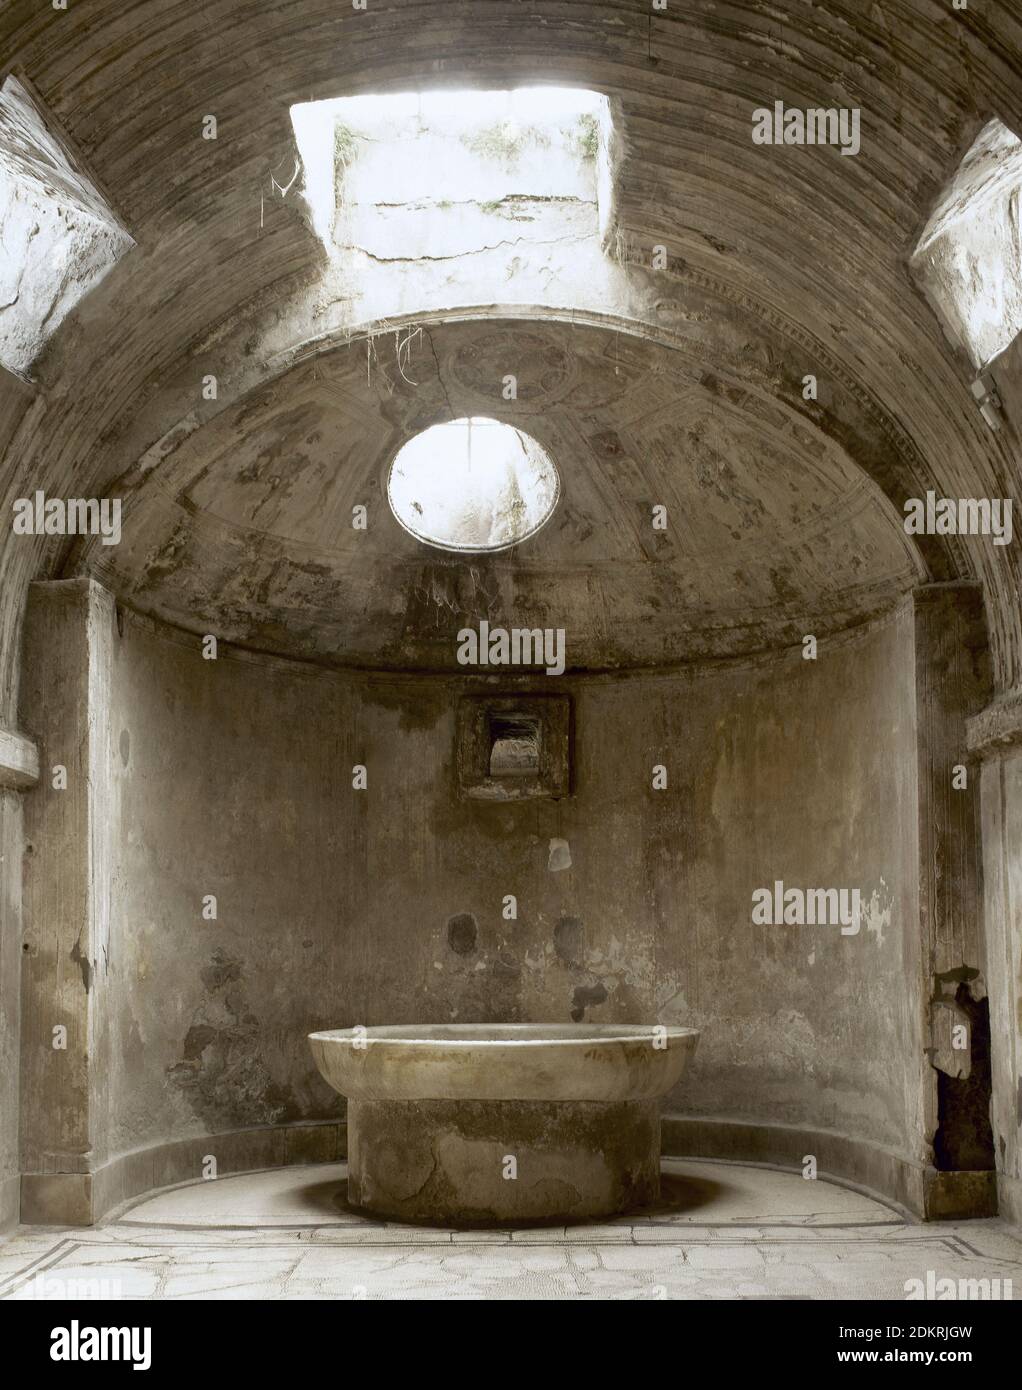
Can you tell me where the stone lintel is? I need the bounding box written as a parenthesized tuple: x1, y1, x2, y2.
(967, 690, 1022, 758)
(0, 725, 39, 790)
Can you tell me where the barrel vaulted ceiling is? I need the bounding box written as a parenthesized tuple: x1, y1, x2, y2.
(0, 1, 1020, 691)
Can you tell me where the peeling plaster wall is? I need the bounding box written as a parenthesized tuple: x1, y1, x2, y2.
(98, 604, 922, 1167)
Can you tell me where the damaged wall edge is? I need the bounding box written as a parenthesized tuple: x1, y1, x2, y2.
(17, 578, 116, 1220)
(0, 726, 37, 1231)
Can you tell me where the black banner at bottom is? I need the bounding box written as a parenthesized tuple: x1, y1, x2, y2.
(1, 1297, 1014, 1375)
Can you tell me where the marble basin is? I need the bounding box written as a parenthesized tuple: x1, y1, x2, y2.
(309, 1023, 700, 1224)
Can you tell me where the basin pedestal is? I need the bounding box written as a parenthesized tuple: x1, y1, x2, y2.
(309, 1023, 700, 1227)
(347, 1096, 660, 1224)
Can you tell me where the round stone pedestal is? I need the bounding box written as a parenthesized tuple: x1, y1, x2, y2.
(346, 1096, 660, 1224)
(311, 1023, 700, 1226)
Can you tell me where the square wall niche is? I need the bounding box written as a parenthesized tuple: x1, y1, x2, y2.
(457, 694, 571, 802)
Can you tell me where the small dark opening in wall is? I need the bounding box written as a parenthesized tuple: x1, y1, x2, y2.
(488, 713, 541, 777)
(934, 985, 995, 1172)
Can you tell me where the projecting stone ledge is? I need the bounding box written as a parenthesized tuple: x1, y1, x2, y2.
(966, 691, 1022, 757)
(0, 725, 39, 790)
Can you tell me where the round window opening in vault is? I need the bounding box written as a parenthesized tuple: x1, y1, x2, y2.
(387, 417, 560, 552)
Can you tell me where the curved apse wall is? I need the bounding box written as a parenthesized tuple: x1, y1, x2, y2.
(17, 590, 926, 1191)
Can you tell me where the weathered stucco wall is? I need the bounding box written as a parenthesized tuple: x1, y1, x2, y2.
(0, 792, 23, 1230)
(19, 581, 117, 1225)
(95, 601, 923, 1169)
(978, 749, 1022, 1226)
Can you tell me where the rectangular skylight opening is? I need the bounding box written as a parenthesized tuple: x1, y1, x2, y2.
(290, 86, 614, 263)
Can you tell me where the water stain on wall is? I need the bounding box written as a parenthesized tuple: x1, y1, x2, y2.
(167, 949, 300, 1128)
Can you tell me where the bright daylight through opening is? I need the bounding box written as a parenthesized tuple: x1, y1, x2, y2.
(387, 417, 560, 551)
(290, 86, 613, 257)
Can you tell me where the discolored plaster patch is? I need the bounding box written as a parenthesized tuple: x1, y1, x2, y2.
(571, 982, 607, 1022)
(554, 914, 584, 966)
(548, 837, 572, 871)
(363, 683, 450, 736)
(69, 930, 91, 992)
(447, 912, 478, 955)
(199, 949, 242, 992)
(862, 879, 894, 947)
(168, 949, 299, 1128)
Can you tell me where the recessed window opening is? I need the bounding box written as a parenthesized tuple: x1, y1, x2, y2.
(488, 714, 541, 777)
(911, 118, 1022, 369)
(0, 76, 133, 377)
(290, 86, 614, 261)
(387, 416, 560, 552)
